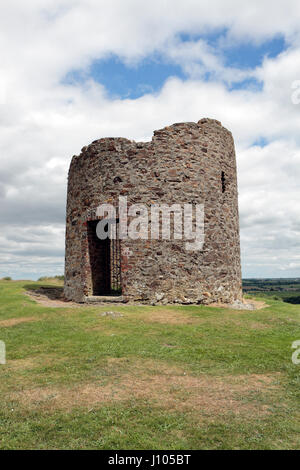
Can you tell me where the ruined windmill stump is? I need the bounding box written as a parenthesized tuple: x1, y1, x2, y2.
(64, 118, 242, 304)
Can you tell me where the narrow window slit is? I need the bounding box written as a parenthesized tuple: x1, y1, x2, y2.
(221, 171, 226, 193)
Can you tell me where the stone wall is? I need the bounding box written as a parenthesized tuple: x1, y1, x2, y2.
(64, 118, 242, 304)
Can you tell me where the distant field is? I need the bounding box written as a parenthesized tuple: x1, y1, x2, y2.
(0, 279, 299, 449)
(243, 278, 300, 304)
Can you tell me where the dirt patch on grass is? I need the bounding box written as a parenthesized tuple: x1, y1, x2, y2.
(105, 357, 186, 376)
(7, 353, 63, 371)
(7, 358, 38, 370)
(25, 287, 80, 308)
(214, 318, 271, 330)
(138, 306, 269, 327)
(0, 316, 38, 328)
(141, 309, 197, 325)
(247, 299, 268, 309)
(209, 299, 267, 310)
(247, 321, 270, 329)
(12, 360, 281, 418)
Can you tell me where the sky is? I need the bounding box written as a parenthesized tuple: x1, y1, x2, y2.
(1, 0, 300, 280)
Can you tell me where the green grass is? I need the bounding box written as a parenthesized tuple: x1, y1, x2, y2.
(0, 280, 299, 449)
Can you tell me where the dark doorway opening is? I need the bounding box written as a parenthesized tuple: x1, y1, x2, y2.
(87, 220, 122, 295)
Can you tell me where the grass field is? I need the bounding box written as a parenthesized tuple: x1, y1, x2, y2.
(0, 279, 299, 449)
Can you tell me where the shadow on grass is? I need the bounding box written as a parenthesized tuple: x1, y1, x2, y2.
(24, 284, 64, 301)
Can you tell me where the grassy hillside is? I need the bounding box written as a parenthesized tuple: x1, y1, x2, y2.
(243, 278, 300, 304)
(0, 280, 299, 449)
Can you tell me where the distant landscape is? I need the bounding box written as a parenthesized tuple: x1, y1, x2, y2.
(243, 278, 300, 304)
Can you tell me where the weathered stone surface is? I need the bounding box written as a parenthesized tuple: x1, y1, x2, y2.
(64, 118, 242, 304)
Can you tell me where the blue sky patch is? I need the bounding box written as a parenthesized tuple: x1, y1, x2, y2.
(65, 56, 185, 99)
(64, 34, 286, 99)
(253, 137, 269, 147)
(228, 77, 263, 92)
(223, 36, 286, 69)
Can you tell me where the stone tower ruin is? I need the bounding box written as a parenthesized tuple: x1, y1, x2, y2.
(64, 118, 242, 304)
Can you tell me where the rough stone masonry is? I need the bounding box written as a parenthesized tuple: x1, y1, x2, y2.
(64, 118, 242, 304)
